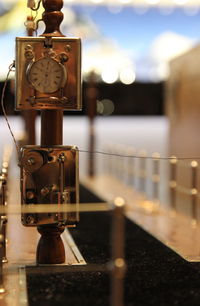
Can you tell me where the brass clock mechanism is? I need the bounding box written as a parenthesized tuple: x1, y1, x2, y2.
(15, 37, 81, 110)
(20, 145, 79, 227)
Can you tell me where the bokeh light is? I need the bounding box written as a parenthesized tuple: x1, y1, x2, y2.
(146, 0, 160, 5)
(119, 68, 136, 84)
(97, 99, 115, 115)
(173, 0, 188, 5)
(101, 68, 119, 84)
(91, 0, 104, 3)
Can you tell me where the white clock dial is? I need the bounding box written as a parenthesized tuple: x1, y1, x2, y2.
(27, 57, 66, 94)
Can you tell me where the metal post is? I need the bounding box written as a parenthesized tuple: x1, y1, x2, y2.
(118, 145, 125, 183)
(0, 216, 7, 263)
(110, 197, 126, 306)
(22, 15, 37, 145)
(127, 148, 135, 187)
(138, 150, 147, 193)
(190, 160, 198, 226)
(36, 0, 65, 264)
(0, 173, 8, 263)
(85, 71, 98, 177)
(169, 156, 177, 212)
(0, 233, 5, 294)
(152, 152, 160, 203)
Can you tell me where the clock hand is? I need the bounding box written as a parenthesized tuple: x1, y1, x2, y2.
(46, 60, 50, 72)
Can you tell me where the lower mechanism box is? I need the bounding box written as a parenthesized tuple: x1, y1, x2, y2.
(19, 145, 79, 227)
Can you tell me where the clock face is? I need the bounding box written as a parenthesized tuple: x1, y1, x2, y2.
(27, 57, 66, 94)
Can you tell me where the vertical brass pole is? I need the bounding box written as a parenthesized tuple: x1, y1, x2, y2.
(41, 110, 63, 146)
(152, 152, 160, 202)
(0, 178, 7, 264)
(0, 233, 5, 294)
(169, 156, 177, 212)
(190, 161, 198, 226)
(23, 15, 37, 145)
(127, 148, 135, 187)
(85, 72, 98, 177)
(138, 150, 146, 193)
(116, 145, 123, 181)
(104, 145, 110, 174)
(111, 145, 117, 178)
(0, 147, 11, 264)
(0, 214, 7, 264)
(36, 0, 65, 264)
(119, 146, 125, 183)
(0, 148, 9, 293)
(108, 144, 115, 177)
(110, 197, 126, 306)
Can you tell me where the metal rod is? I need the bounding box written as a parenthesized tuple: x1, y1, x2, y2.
(138, 150, 147, 193)
(127, 148, 135, 187)
(152, 152, 160, 202)
(22, 15, 37, 145)
(110, 197, 126, 306)
(169, 156, 177, 212)
(88, 121, 95, 177)
(0, 228, 5, 294)
(36, 0, 65, 265)
(0, 174, 8, 263)
(41, 110, 63, 146)
(0, 225, 6, 294)
(1, 216, 7, 263)
(86, 71, 98, 177)
(190, 160, 198, 225)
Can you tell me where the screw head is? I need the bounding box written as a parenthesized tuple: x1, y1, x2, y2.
(41, 187, 50, 196)
(27, 157, 35, 165)
(26, 215, 35, 225)
(60, 52, 69, 63)
(26, 191, 35, 200)
(65, 44, 71, 52)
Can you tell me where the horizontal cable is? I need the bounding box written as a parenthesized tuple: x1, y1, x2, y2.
(78, 149, 200, 161)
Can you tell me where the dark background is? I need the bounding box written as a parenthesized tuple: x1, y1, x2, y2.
(0, 80, 164, 116)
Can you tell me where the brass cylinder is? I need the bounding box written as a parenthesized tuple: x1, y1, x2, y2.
(41, 110, 63, 146)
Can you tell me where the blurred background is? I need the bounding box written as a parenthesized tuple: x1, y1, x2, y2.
(0, 0, 199, 209)
(0, 0, 200, 116)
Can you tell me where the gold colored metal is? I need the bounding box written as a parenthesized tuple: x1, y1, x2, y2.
(0, 146, 12, 295)
(125, 147, 135, 186)
(175, 160, 199, 224)
(0, 233, 6, 295)
(19, 145, 79, 226)
(190, 160, 198, 224)
(0, 203, 109, 215)
(110, 197, 126, 306)
(152, 152, 160, 202)
(169, 156, 177, 211)
(138, 150, 147, 193)
(15, 37, 81, 110)
(0, 145, 12, 267)
(114, 197, 125, 208)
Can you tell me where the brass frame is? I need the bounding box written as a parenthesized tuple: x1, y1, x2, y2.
(20, 145, 79, 227)
(15, 37, 82, 110)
